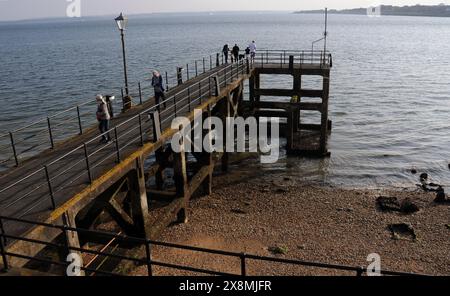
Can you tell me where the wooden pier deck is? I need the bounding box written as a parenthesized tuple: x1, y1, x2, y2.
(0, 50, 333, 270)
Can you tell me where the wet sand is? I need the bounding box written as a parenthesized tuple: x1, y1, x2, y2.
(130, 167, 450, 276)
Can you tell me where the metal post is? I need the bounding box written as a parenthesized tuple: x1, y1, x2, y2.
(47, 117, 55, 149)
(138, 82, 143, 105)
(198, 82, 202, 104)
(174, 94, 177, 116)
(240, 253, 246, 276)
(177, 67, 183, 85)
(9, 132, 18, 167)
(114, 128, 121, 163)
(138, 114, 144, 146)
(165, 72, 169, 91)
(119, 29, 129, 97)
(216, 53, 220, 67)
(195, 60, 198, 77)
(224, 66, 227, 84)
(76, 106, 83, 135)
(44, 165, 56, 210)
(145, 240, 152, 277)
(186, 64, 190, 80)
(203, 57, 206, 73)
(83, 143, 92, 183)
(210, 55, 212, 70)
(261, 53, 264, 68)
(0, 218, 9, 272)
(121, 88, 124, 101)
(187, 87, 191, 112)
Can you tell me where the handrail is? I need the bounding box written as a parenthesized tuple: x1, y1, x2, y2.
(0, 50, 330, 227)
(0, 215, 426, 277)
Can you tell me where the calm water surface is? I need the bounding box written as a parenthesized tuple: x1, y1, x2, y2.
(1, 12, 450, 189)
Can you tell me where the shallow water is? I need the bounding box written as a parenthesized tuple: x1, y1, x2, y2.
(1, 12, 450, 189)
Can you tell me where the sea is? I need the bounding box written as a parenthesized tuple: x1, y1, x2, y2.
(1, 12, 450, 189)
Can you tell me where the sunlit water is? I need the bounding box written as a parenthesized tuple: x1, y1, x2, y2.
(1, 12, 450, 190)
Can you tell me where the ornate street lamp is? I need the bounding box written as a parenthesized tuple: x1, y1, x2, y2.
(115, 13, 130, 110)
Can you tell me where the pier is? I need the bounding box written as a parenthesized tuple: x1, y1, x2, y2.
(0, 50, 336, 275)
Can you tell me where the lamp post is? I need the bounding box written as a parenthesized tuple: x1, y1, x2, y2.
(115, 13, 130, 110)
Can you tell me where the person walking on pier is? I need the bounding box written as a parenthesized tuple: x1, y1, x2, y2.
(245, 46, 251, 60)
(222, 44, 229, 64)
(152, 70, 166, 110)
(232, 44, 240, 63)
(96, 95, 111, 143)
(249, 41, 257, 62)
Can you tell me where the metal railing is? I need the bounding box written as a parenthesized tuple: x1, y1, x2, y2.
(256, 49, 332, 68)
(0, 49, 331, 223)
(0, 216, 424, 277)
(0, 52, 226, 170)
(0, 59, 249, 222)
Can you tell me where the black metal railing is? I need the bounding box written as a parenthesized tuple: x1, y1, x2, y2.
(0, 59, 249, 221)
(0, 52, 227, 170)
(0, 50, 331, 223)
(0, 216, 423, 277)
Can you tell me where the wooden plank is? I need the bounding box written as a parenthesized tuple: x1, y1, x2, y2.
(254, 101, 323, 111)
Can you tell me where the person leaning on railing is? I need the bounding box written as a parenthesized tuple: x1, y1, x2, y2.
(96, 95, 111, 144)
(151, 70, 167, 111)
(249, 41, 257, 62)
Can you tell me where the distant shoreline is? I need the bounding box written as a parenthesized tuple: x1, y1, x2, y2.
(295, 4, 450, 18)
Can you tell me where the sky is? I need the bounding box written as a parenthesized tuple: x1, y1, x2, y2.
(0, 0, 448, 21)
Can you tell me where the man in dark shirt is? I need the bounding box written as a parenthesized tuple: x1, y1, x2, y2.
(232, 44, 240, 63)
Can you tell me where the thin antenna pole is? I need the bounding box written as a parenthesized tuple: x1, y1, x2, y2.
(324, 8, 328, 53)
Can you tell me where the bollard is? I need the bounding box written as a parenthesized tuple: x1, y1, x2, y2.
(177, 67, 183, 85)
(289, 55, 294, 71)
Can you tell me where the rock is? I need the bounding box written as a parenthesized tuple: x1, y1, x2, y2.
(411, 168, 417, 175)
(445, 224, 450, 230)
(268, 246, 289, 255)
(434, 187, 447, 203)
(420, 173, 428, 182)
(274, 187, 288, 194)
(377, 196, 401, 212)
(400, 198, 420, 214)
(231, 209, 248, 215)
(389, 223, 417, 241)
(283, 177, 291, 181)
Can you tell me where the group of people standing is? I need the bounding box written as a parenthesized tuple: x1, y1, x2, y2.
(95, 70, 167, 144)
(222, 41, 257, 64)
(95, 41, 257, 144)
